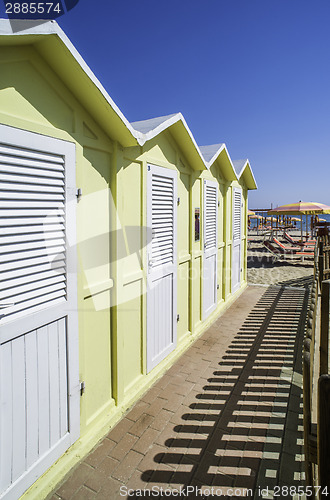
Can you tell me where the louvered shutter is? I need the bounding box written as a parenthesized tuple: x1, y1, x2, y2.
(147, 164, 177, 373)
(151, 173, 174, 269)
(204, 184, 217, 250)
(0, 144, 66, 322)
(202, 180, 218, 320)
(233, 189, 242, 241)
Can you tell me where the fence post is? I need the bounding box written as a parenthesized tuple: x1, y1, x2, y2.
(318, 375, 330, 490)
(320, 280, 330, 376)
(319, 240, 324, 288)
(303, 350, 314, 487)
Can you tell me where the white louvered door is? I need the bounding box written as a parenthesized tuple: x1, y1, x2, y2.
(203, 180, 218, 320)
(232, 187, 242, 293)
(146, 164, 177, 373)
(0, 125, 79, 500)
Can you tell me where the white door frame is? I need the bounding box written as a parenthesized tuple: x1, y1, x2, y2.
(202, 179, 218, 320)
(0, 124, 79, 500)
(146, 164, 177, 373)
(232, 187, 242, 293)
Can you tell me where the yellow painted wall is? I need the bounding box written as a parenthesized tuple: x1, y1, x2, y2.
(0, 42, 252, 500)
(0, 45, 115, 436)
(115, 133, 195, 400)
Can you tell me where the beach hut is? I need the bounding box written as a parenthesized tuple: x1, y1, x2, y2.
(0, 20, 257, 499)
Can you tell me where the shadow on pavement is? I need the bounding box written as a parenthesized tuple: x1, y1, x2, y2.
(129, 286, 309, 498)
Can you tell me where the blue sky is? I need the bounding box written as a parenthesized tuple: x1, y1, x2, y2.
(5, 0, 330, 208)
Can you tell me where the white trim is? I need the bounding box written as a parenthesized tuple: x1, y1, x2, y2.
(0, 124, 79, 499)
(202, 179, 218, 320)
(146, 164, 177, 373)
(0, 20, 257, 186)
(232, 187, 242, 294)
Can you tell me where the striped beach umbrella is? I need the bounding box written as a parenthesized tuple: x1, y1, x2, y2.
(268, 201, 330, 215)
(268, 201, 330, 240)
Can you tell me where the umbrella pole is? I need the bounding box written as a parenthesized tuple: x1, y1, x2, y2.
(301, 215, 303, 242)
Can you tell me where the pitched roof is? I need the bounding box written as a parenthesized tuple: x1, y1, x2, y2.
(131, 113, 207, 171)
(233, 159, 257, 190)
(131, 114, 179, 134)
(199, 144, 225, 163)
(0, 19, 138, 147)
(0, 20, 257, 185)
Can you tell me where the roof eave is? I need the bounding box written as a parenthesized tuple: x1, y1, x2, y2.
(132, 113, 207, 171)
(0, 19, 138, 147)
(236, 160, 258, 190)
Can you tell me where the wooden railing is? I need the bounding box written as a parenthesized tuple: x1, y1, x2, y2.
(303, 237, 330, 495)
(318, 234, 330, 283)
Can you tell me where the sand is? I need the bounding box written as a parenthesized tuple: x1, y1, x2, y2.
(247, 234, 314, 288)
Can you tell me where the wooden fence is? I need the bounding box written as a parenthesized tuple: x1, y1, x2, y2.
(303, 236, 330, 495)
(318, 234, 330, 283)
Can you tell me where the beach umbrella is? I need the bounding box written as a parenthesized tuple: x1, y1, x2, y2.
(268, 201, 330, 241)
(268, 201, 330, 215)
(248, 210, 255, 216)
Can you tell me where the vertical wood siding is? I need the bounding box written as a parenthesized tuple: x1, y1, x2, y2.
(0, 319, 68, 493)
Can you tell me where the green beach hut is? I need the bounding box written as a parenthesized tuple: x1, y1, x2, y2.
(0, 20, 256, 499)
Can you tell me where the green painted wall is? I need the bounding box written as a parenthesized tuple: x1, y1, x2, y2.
(0, 45, 115, 437)
(0, 42, 252, 500)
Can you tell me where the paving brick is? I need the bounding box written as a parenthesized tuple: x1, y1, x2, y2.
(83, 469, 108, 494)
(106, 417, 134, 443)
(125, 468, 149, 491)
(150, 409, 174, 431)
(111, 433, 139, 461)
(169, 406, 186, 425)
(154, 422, 177, 446)
(128, 413, 154, 437)
(71, 486, 96, 500)
(141, 386, 162, 405)
(132, 426, 160, 454)
(56, 463, 93, 500)
(94, 477, 123, 500)
(137, 443, 167, 471)
(126, 401, 150, 422)
(50, 286, 307, 500)
(162, 393, 185, 413)
(84, 438, 116, 468)
(111, 450, 143, 482)
(97, 456, 120, 476)
(145, 397, 167, 417)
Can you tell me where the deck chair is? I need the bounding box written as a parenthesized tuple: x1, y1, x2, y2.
(263, 239, 314, 261)
(272, 237, 315, 255)
(263, 240, 285, 261)
(283, 231, 316, 247)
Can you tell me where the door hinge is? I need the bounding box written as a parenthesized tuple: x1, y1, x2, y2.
(177, 197, 180, 205)
(80, 381, 86, 396)
(177, 314, 180, 322)
(217, 284, 220, 289)
(76, 188, 82, 201)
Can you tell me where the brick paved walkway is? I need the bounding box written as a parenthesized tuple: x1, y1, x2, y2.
(50, 285, 309, 500)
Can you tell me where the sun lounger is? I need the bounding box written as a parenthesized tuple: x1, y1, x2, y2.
(283, 231, 316, 247)
(263, 239, 314, 261)
(272, 237, 315, 254)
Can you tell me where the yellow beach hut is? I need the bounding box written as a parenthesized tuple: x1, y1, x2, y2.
(0, 20, 257, 499)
